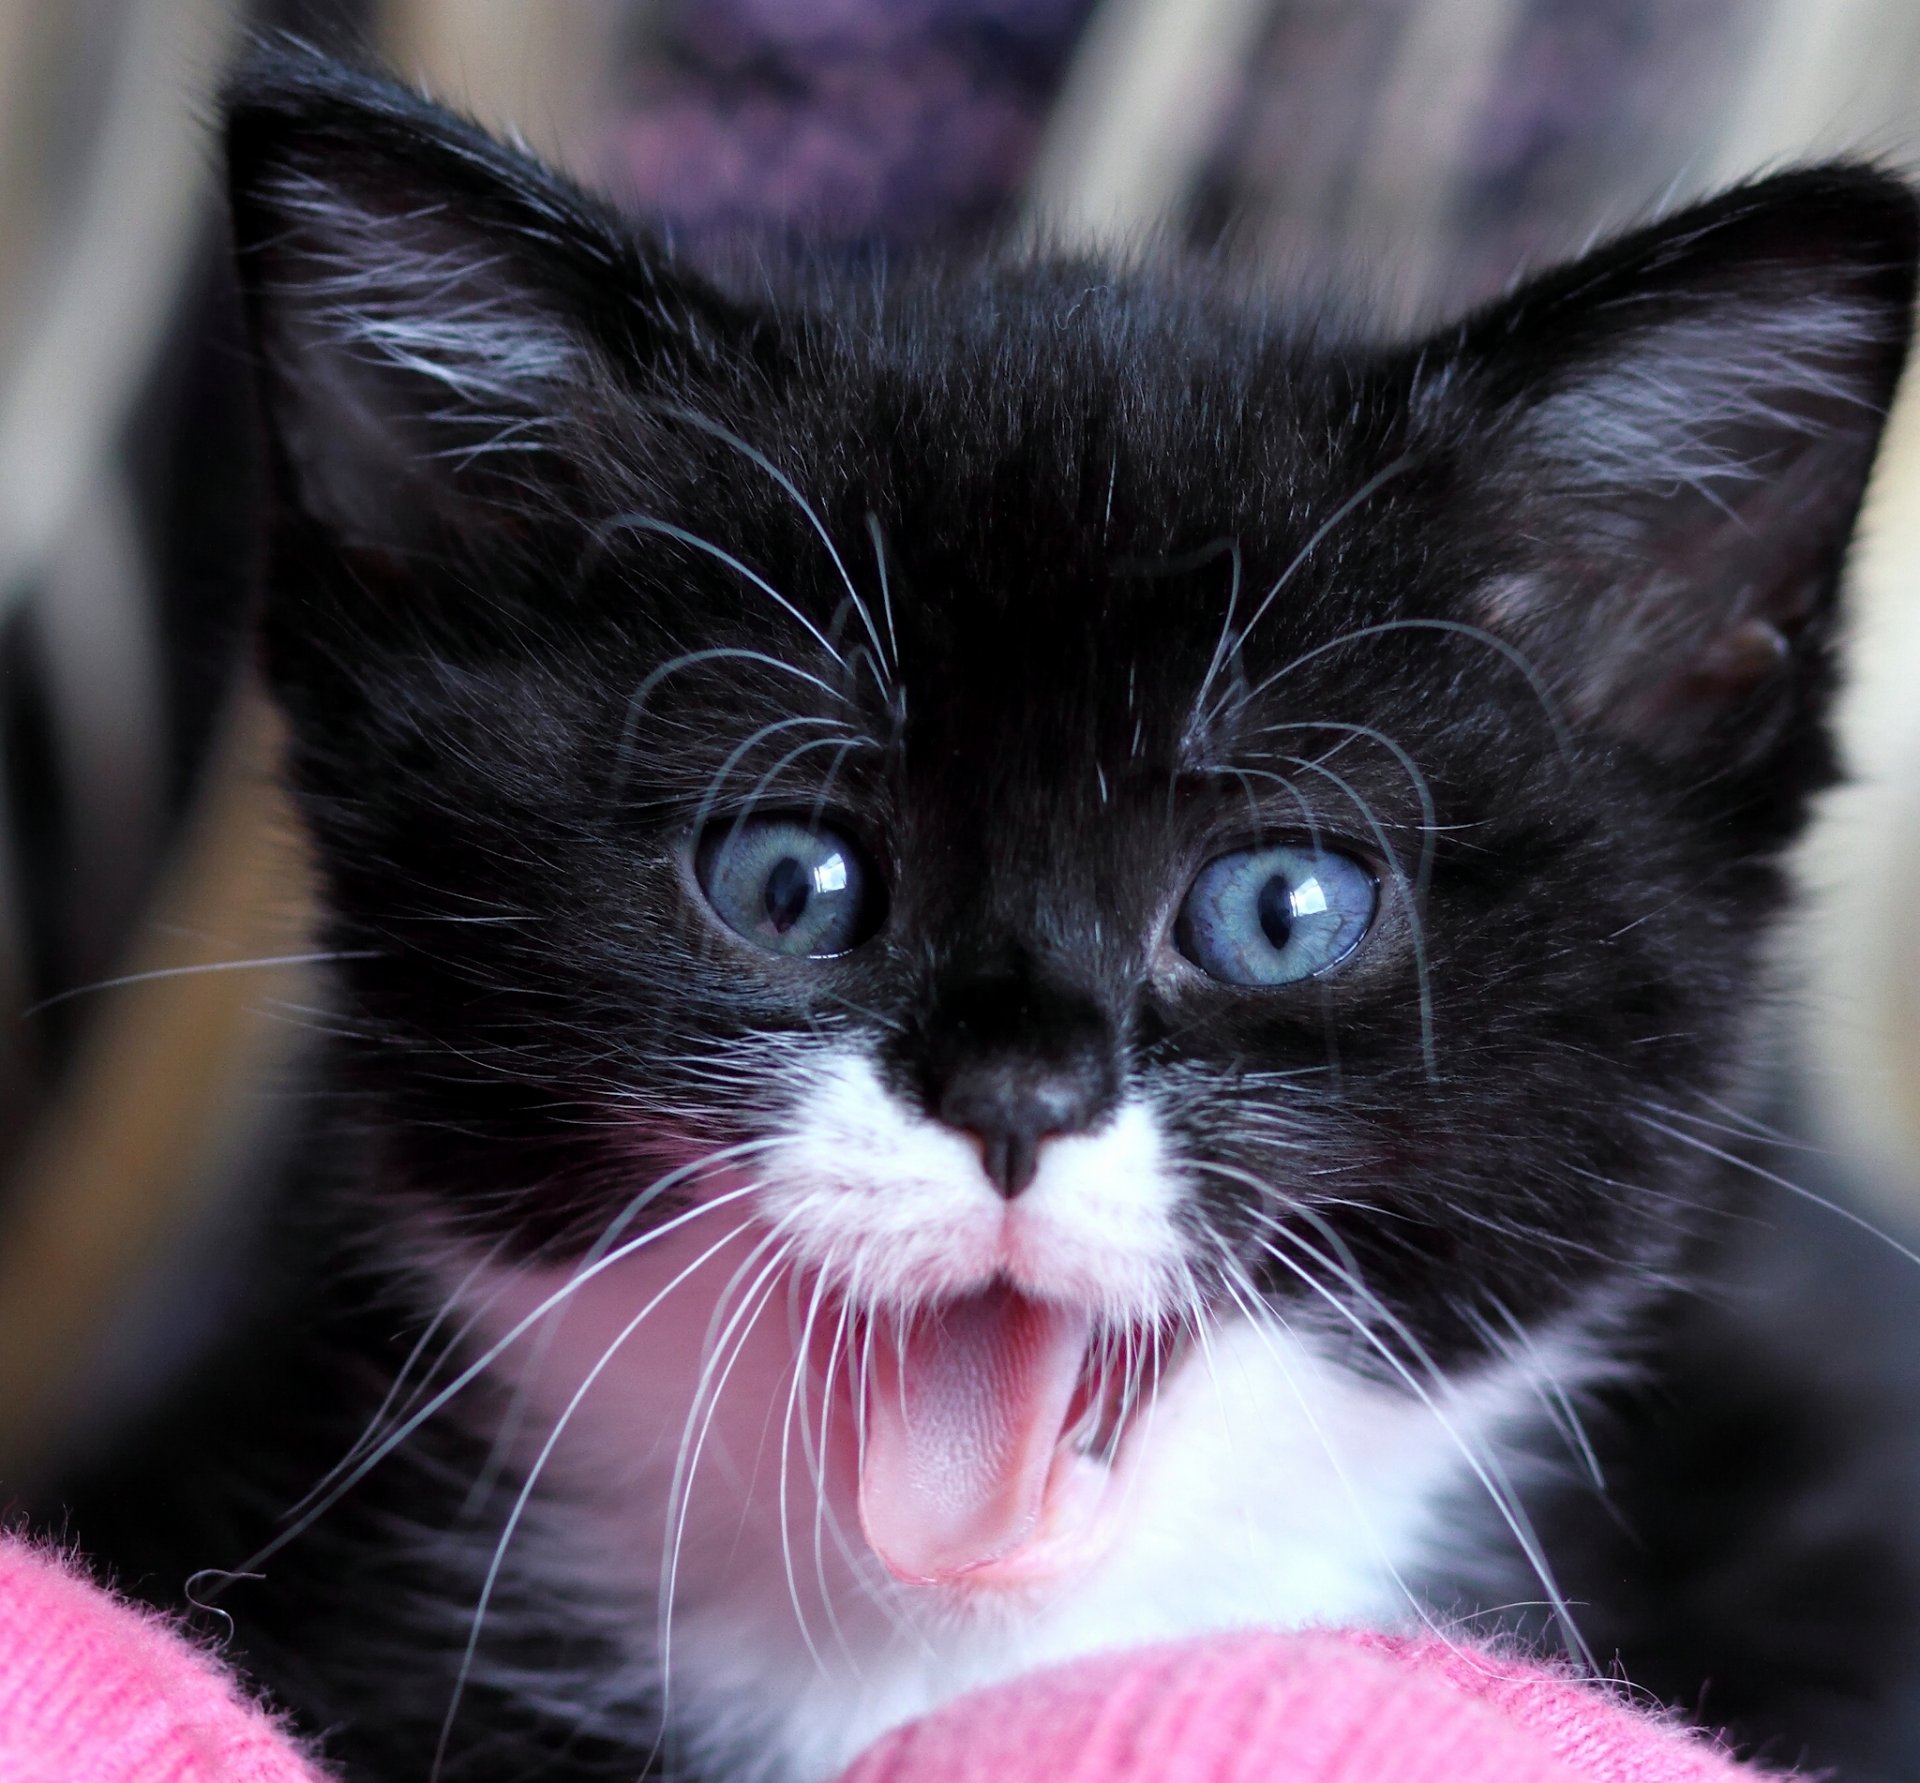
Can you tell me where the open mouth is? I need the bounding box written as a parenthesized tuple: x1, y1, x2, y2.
(852, 1282, 1185, 1587)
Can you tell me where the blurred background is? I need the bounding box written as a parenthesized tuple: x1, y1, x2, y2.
(1, 0, 1919, 1482)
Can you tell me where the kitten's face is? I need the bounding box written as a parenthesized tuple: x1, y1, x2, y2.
(228, 55, 1915, 1780)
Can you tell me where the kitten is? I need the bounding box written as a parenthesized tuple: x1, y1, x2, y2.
(49, 42, 1920, 1783)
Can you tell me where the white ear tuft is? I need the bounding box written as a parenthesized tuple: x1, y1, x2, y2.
(226, 49, 762, 552)
(244, 160, 596, 545)
(267, 163, 583, 397)
(1525, 292, 1892, 510)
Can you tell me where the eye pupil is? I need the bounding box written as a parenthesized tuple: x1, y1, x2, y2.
(1256, 874, 1294, 950)
(764, 855, 811, 933)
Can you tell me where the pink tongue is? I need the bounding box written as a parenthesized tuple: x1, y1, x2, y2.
(859, 1284, 1092, 1583)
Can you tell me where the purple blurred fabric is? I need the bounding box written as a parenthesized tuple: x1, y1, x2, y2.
(608, 0, 1091, 245)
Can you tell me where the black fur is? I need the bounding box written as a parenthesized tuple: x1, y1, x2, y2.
(43, 42, 1920, 1782)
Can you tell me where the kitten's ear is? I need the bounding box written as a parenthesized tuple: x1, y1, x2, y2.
(223, 45, 764, 551)
(1438, 166, 1918, 763)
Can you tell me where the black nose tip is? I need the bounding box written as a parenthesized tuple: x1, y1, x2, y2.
(937, 1063, 1100, 1198)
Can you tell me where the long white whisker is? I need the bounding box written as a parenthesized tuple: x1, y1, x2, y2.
(778, 1268, 835, 1678)
(24, 951, 381, 1016)
(1254, 718, 1439, 905)
(1469, 1296, 1605, 1493)
(658, 1238, 794, 1714)
(1188, 1161, 1586, 1668)
(1247, 1219, 1592, 1672)
(1187, 1161, 1373, 1295)
(599, 513, 849, 672)
(1204, 1235, 1501, 1675)
(809, 1290, 855, 1648)
(1237, 755, 1436, 1078)
(731, 732, 877, 838)
(1184, 537, 1243, 747)
(429, 1218, 757, 1782)
(804, 1268, 923, 1653)
(1635, 1109, 1920, 1274)
(1214, 457, 1417, 709)
(1233, 618, 1574, 764)
(655, 405, 888, 693)
(691, 714, 855, 837)
(227, 1171, 769, 1585)
(303, 1236, 514, 1512)
(864, 513, 898, 672)
(609, 646, 850, 798)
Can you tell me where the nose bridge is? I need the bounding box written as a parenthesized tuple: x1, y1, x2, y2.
(910, 951, 1122, 1198)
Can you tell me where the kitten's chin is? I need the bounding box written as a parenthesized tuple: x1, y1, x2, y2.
(850, 1281, 1184, 1593)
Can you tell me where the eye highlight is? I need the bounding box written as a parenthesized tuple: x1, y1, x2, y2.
(696, 816, 881, 958)
(1175, 844, 1377, 985)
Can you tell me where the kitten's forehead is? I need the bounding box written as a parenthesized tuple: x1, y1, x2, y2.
(783, 318, 1411, 789)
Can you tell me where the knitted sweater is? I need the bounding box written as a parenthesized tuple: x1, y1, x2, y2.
(0, 1537, 1769, 1782)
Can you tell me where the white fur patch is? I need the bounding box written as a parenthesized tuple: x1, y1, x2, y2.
(754, 1052, 1188, 1317)
(453, 1046, 1576, 1783)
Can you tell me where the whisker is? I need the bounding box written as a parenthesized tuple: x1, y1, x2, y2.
(802, 1261, 925, 1654)
(224, 1170, 770, 1588)
(598, 513, 849, 673)
(1235, 756, 1436, 1079)
(294, 1237, 517, 1520)
(1648, 1096, 1825, 1155)
(1471, 1295, 1605, 1493)
(658, 1237, 794, 1715)
(864, 513, 899, 673)
(691, 714, 855, 838)
(574, 1138, 783, 1276)
(1634, 1109, 1920, 1274)
(1230, 618, 1574, 767)
(1252, 718, 1439, 906)
(1208, 456, 1418, 725)
(1247, 1219, 1592, 1673)
(654, 406, 890, 696)
(1186, 1160, 1370, 1289)
(1203, 1236, 1505, 1678)
(1184, 537, 1244, 750)
(778, 1268, 836, 1678)
(23, 950, 380, 1016)
(609, 646, 849, 800)
(800, 735, 869, 833)
(715, 729, 877, 842)
(430, 1218, 758, 1783)
(808, 1289, 857, 1651)
(1186, 1159, 1589, 1669)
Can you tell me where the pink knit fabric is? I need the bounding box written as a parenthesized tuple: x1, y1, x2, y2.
(0, 1538, 329, 1783)
(836, 1629, 1775, 1783)
(0, 1533, 1778, 1783)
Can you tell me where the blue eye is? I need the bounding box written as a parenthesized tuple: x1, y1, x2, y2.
(696, 816, 880, 958)
(1175, 844, 1377, 985)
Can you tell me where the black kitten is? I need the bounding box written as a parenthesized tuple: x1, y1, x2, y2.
(51, 43, 1920, 1783)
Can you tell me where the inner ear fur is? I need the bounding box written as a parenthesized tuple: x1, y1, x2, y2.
(1430, 164, 1918, 763)
(225, 42, 769, 554)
